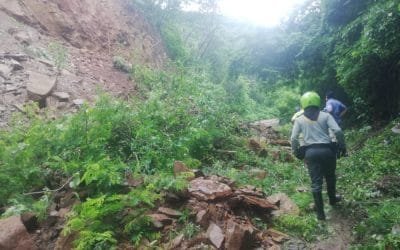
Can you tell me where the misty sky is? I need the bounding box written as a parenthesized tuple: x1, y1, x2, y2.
(219, 0, 306, 27)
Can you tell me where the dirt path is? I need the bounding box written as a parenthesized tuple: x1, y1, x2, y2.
(311, 207, 354, 250)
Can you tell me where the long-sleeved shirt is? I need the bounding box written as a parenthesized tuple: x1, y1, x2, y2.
(324, 98, 347, 124)
(291, 111, 345, 152)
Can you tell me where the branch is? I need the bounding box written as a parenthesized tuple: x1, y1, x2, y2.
(23, 175, 74, 196)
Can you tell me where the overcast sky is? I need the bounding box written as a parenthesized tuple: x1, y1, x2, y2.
(219, 0, 306, 27)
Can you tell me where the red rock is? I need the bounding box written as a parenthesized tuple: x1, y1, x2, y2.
(188, 178, 232, 201)
(0, 216, 38, 250)
(206, 223, 224, 249)
(230, 195, 278, 210)
(158, 207, 182, 218)
(224, 220, 246, 250)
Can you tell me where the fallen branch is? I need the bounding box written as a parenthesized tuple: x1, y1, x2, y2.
(23, 175, 74, 196)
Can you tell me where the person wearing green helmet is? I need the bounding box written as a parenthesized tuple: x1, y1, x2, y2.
(291, 91, 347, 220)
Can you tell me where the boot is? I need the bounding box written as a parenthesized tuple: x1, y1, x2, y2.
(312, 192, 325, 220)
(327, 181, 342, 206)
(329, 194, 342, 206)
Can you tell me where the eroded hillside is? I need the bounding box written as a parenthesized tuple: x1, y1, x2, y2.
(0, 0, 167, 126)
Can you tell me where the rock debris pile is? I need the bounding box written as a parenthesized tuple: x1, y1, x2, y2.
(148, 174, 295, 250)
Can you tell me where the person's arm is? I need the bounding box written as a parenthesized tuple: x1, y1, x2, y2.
(291, 120, 301, 153)
(339, 103, 347, 118)
(327, 114, 346, 148)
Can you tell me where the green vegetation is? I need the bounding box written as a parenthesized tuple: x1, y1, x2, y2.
(1, 0, 399, 249)
(48, 41, 68, 71)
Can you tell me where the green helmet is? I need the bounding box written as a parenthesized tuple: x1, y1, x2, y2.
(300, 91, 320, 109)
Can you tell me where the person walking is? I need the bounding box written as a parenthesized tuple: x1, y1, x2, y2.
(324, 91, 347, 125)
(291, 91, 346, 220)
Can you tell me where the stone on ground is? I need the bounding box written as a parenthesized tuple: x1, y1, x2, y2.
(206, 223, 224, 249)
(52, 92, 70, 102)
(0, 215, 38, 250)
(27, 71, 56, 100)
(267, 193, 300, 216)
(188, 177, 232, 201)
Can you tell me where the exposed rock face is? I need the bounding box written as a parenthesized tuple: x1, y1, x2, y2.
(0, 0, 167, 127)
(0, 216, 38, 250)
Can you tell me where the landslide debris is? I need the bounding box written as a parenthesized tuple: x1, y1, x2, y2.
(148, 174, 293, 250)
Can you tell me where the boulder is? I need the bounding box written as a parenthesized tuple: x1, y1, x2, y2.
(188, 177, 232, 201)
(0, 215, 38, 250)
(206, 223, 224, 249)
(27, 71, 56, 100)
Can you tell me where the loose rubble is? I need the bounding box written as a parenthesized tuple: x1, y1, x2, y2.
(145, 174, 295, 249)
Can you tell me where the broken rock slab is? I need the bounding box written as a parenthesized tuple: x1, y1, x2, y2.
(158, 207, 182, 218)
(0, 215, 38, 250)
(206, 223, 224, 249)
(188, 177, 232, 201)
(27, 71, 56, 101)
(52, 92, 70, 102)
(224, 219, 253, 250)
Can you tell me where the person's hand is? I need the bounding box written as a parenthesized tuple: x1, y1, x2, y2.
(337, 145, 347, 158)
(294, 146, 306, 160)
